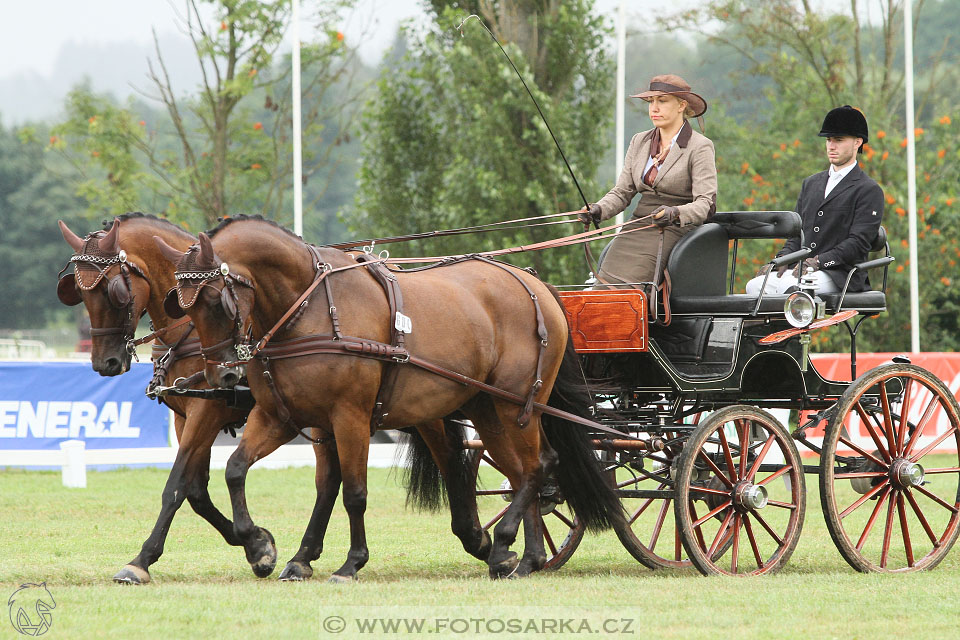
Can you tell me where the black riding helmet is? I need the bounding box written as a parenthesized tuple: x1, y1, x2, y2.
(819, 105, 869, 153)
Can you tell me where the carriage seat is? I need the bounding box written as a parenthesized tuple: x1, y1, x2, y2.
(667, 211, 890, 316)
(668, 211, 800, 314)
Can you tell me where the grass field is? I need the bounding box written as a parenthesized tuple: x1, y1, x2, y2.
(2, 462, 960, 639)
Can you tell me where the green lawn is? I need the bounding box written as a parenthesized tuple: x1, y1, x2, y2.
(2, 464, 959, 639)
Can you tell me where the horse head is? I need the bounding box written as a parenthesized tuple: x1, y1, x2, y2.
(58, 218, 154, 376)
(155, 232, 255, 389)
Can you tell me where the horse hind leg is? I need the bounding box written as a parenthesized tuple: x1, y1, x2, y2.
(279, 434, 341, 581)
(515, 435, 559, 577)
(409, 418, 491, 562)
(466, 401, 546, 579)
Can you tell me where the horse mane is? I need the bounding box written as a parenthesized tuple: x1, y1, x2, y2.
(204, 214, 303, 243)
(101, 212, 190, 235)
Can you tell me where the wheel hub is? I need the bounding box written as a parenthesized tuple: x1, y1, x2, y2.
(890, 459, 925, 489)
(733, 481, 768, 511)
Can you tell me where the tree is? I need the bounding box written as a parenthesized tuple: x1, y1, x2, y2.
(662, 0, 960, 352)
(0, 122, 88, 329)
(352, 0, 613, 283)
(51, 0, 363, 232)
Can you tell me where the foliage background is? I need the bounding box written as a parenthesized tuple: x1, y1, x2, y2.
(1, 0, 959, 353)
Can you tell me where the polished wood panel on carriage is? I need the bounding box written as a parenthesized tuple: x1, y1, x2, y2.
(557, 290, 647, 353)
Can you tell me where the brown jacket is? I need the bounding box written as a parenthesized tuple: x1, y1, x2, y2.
(595, 121, 718, 226)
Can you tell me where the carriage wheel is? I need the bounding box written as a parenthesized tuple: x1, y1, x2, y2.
(607, 429, 697, 569)
(675, 406, 806, 576)
(820, 363, 960, 572)
(467, 447, 584, 571)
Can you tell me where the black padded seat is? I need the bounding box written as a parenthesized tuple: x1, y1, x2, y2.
(671, 294, 791, 314)
(821, 291, 886, 314)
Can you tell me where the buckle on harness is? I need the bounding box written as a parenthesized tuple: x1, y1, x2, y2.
(235, 343, 253, 361)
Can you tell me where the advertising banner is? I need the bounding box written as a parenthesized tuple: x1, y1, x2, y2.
(0, 361, 169, 450)
(804, 352, 960, 454)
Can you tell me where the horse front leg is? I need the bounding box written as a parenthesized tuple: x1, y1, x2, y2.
(328, 411, 371, 583)
(279, 433, 341, 581)
(113, 411, 225, 584)
(225, 409, 291, 579)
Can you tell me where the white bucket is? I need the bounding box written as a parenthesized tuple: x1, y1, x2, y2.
(60, 439, 87, 488)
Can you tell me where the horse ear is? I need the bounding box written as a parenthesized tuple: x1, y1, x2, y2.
(58, 220, 84, 252)
(100, 219, 121, 254)
(198, 232, 214, 263)
(57, 274, 82, 306)
(153, 236, 185, 266)
(163, 287, 187, 319)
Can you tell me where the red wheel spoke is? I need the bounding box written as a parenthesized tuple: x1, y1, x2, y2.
(896, 492, 915, 567)
(839, 481, 889, 519)
(910, 426, 960, 463)
(751, 511, 783, 546)
(737, 419, 750, 480)
(477, 489, 510, 496)
(905, 488, 940, 545)
(856, 486, 891, 551)
(838, 435, 889, 469)
(879, 383, 898, 458)
(628, 498, 656, 525)
(856, 403, 892, 463)
(482, 504, 510, 530)
(746, 434, 776, 482)
(688, 485, 732, 496)
(897, 378, 913, 455)
(730, 514, 741, 574)
(697, 449, 734, 489)
(743, 515, 764, 570)
(707, 509, 734, 557)
(481, 453, 507, 475)
(718, 427, 739, 483)
(756, 465, 791, 486)
(835, 471, 890, 479)
(692, 498, 733, 528)
(766, 500, 798, 510)
(674, 527, 683, 561)
(925, 467, 960, 474)
(551, 509, 575, 529)
(903, 395, 943, 457)
(880, 490, 897, 568)
(542, 520, 558, 556)
(913, 484, 960, 514)
(648, 498, 671, 551)
(688, 500, 707, 549)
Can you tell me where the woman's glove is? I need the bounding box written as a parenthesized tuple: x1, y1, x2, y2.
(577, 203, 602, 225)
(792, 256, 820, 276)
(652, 206, 680, 228)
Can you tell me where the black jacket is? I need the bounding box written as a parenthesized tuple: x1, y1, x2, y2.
(778, 165, 884, 292)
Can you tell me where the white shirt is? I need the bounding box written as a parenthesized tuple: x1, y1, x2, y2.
(643, 129, 682, 177)
(824, 160, 856, 198)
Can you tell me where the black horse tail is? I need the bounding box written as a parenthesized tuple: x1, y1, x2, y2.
(401, 417, 469, 512)
(540, 287, 625, 533)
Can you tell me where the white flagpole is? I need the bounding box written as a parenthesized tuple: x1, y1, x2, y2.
(614, 0, 626, 227)
(292, 0, 304, 237)
(904, 0, 920, 352)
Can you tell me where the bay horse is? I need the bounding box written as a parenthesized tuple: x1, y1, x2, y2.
(57, 214, 250, 584)
(155, 215, 623, 580)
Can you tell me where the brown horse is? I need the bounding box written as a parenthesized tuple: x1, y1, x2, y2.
(155, 215, 622, 580)
(57, 214, 250, 584)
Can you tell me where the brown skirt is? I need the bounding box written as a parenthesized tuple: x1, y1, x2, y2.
(596, 217, 692, 287)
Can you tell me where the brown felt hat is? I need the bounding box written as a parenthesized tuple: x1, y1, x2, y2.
(631, 74, 707, 118)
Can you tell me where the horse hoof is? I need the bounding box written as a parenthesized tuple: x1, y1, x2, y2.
(328, 574, 356, 584)
(488, 553, 520, 580)
(249, 527, 278, 579)
(278, 562, 313, 582)
(113, 564, 151, 585)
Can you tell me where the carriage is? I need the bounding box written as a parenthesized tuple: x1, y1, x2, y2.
(471, 209, 960, 576)
(57, 209, 960, 582)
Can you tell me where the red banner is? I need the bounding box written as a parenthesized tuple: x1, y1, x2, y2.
(802, 353, 960, 455)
